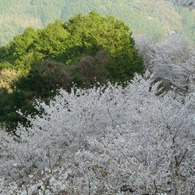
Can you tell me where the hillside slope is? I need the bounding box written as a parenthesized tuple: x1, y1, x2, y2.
(0, 0, 194, 45)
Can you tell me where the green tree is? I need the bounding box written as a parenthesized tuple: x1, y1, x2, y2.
(62, 12, 143, 81)
(0, 12, 144, 130)
(32, 20, 70, 58)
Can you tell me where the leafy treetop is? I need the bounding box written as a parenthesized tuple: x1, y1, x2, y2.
(0, 12, 143, 130)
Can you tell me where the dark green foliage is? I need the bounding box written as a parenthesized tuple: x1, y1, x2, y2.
(0, 12, 143, 130)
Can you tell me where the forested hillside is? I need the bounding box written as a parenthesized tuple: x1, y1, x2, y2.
(0, 0, 194, 45)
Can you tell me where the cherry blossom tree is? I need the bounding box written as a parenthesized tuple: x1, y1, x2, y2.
(134, 34, 195, 92)
(0, 73, 194, 194)
(172, 0, 195, 9)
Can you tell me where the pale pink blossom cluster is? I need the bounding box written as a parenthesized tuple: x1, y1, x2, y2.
(135, 34, 195, 92)
(0, 73, 194, 194)
(172, 0, 195, 9)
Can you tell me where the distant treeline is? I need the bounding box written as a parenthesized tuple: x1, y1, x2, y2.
(0, 0, 194, 45)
